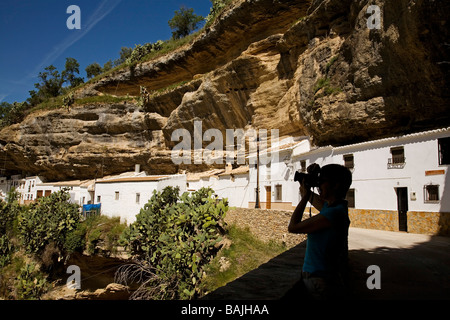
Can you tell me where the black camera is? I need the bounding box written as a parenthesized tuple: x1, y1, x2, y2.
(294, 163, 321, 188)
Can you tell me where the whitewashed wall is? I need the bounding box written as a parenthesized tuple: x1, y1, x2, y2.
(293, 129, 450, 213)
(215, 174, 250, 208)
(248, 148, 300, 208)
(95, 180, 159, 224)
(95, 175, 187, 224)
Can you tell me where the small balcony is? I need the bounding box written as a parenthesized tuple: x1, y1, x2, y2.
(387, 157, 406, 169)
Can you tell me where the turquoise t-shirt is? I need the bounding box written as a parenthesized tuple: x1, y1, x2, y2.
(302, 200, 350, 278)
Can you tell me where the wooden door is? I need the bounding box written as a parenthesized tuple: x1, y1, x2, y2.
(265, 186, 271, 209)
(396, 187, 408, 232)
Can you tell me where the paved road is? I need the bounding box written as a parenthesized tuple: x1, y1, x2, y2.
(348, 228, 443, 250)
(347, 228, 450, 300)
(204, 227, 450, 300)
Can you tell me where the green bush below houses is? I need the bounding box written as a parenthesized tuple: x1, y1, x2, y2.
(118, 186, 228, 300)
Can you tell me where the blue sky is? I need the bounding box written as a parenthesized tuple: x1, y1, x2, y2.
(0, 0, 213, 104)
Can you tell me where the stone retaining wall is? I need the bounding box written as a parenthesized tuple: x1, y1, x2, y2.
(227, 207, 450, 240)
(408, 211, 450, 236)
(224, 208, 307, 248)
(348, 209, 399, 232)
(349, 209, 450, 236)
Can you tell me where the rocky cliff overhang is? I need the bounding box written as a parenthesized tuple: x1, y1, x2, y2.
(1, 0, 449, 181)
(78, 0, 313, 97)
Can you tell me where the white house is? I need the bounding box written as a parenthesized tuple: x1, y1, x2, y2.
(215, 166, 250, 208)
(186, 166, 251, 208)
(186, 169, 225, 192)
(290, 127, 450, 234)
(35, 179, 95, 206)
(247, 136, 310, 210)
(94, 174, 187, 224)
(240, 127, 450, 234)
(3, 175, 25, 203)
(22, 176, 44, 204)
(1, 127, 447, 235)
(0, 175, 45, 205)
(0, 175, 45, 204)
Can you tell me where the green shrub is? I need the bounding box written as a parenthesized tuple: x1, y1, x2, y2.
(0, 235, 13, 268)
(15, 262, 49, 300)
(17, 189, 80, 255)
(325, 55, 339, 74)
(206, 0, 233, 25)
(126, 41, 164, 65)
(62, 214, 127, 256)
(313, 78, 342, 97)
(312, 55, 342, 97)
(0, 190, 21, 269)
(0, 102, 28, 128)
(119, 187, 228, 299)
(314, 78, 330, 94)
(0, 189, 21, 237)
(64, 223, 87, 254)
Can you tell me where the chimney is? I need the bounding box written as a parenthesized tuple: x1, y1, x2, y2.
(135, 164, 141, 174)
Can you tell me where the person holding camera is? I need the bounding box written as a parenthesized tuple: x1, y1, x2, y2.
(288, 163, 352, 300)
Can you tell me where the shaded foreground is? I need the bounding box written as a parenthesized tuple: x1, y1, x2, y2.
(203, 228, 450, 300)
(44, 228, 450, 300)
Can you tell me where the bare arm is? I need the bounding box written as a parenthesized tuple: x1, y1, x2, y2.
(288, 211, 331, 234)
(309, 191, 325, 212)
(288, 185, 330, 234)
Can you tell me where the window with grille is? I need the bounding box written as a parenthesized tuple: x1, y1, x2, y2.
(115, 191, 119, 200)
(424, 184, 439, 202)
(388, 147, 405, 168)
(391, 147, 405, 163)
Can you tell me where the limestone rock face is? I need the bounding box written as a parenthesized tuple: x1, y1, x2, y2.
(1, 0, 449, 181)
(279, 0, 450, 145)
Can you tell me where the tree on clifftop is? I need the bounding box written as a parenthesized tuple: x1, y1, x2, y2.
(34, 65, 64, 98)
(62, 57, 84, 88)
(85, 62, 103, 79)
(32, 57, 84, 101)
(168, 6, 204, 40)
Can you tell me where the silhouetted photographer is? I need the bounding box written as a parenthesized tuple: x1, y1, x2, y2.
(288, 163, 352, 300)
